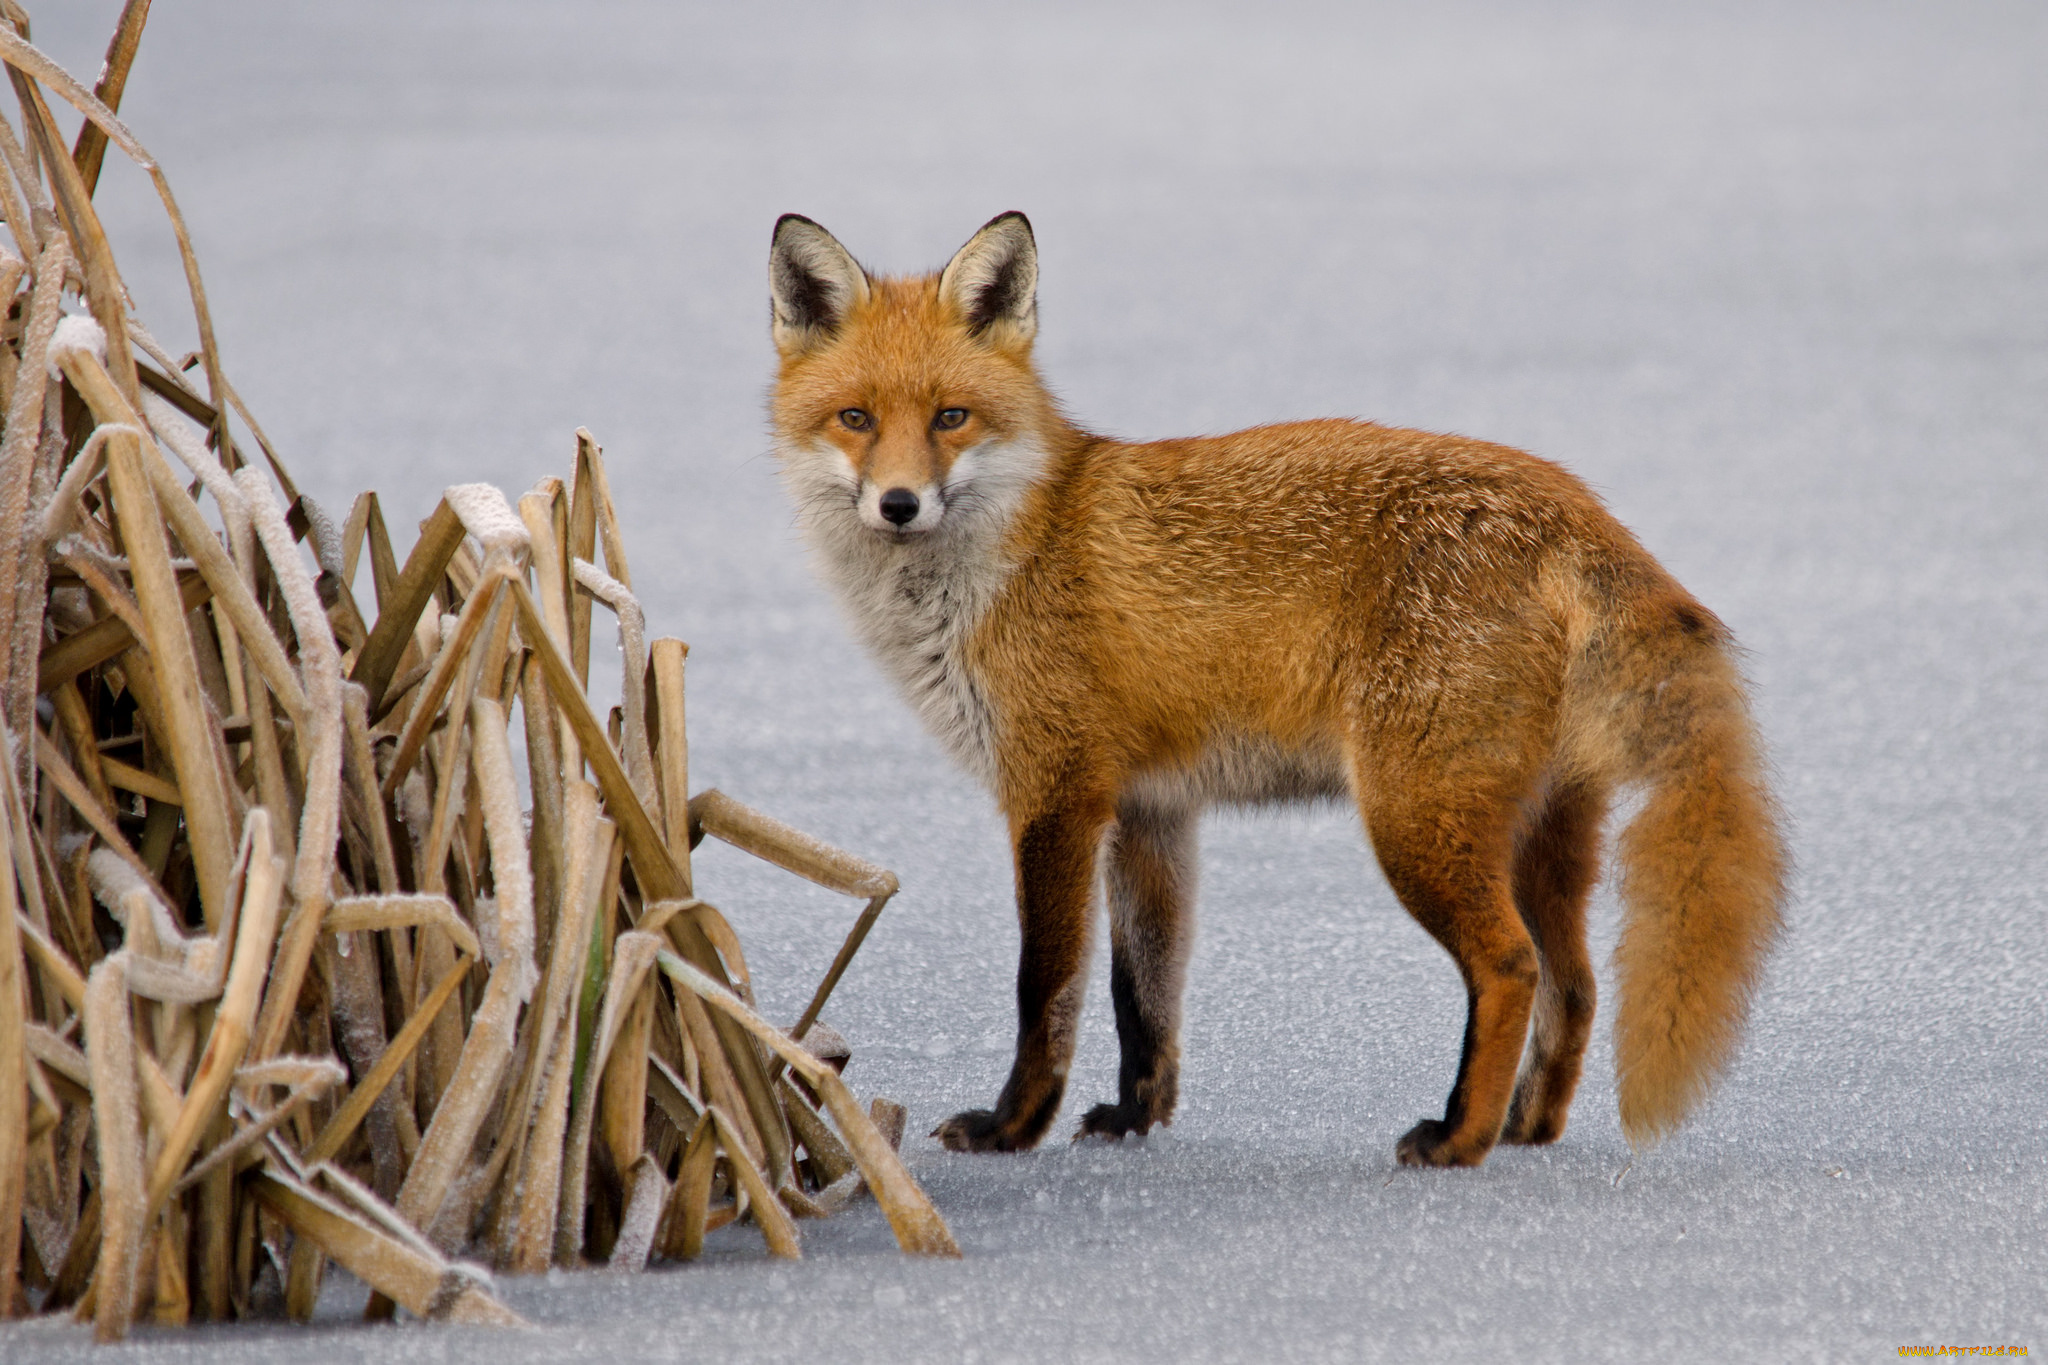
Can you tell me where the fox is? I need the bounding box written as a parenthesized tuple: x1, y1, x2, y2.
(766, 210, 1787, 1167)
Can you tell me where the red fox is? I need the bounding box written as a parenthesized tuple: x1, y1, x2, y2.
(767, 211, 1786, 1166)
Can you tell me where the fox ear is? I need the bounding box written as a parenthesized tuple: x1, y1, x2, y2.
(770, 215, 871, 353)
(939, 211, 1037, 345)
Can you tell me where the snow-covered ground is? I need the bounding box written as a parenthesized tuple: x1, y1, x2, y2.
(9, 1, 2045, 1359)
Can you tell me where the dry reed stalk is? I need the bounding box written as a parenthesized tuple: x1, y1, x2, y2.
(0, 124, 38, 263)
(648, 638, 693, 888)
(15, 912, 82, 1013)
(7, 56, 143, 422)
(670, 974, 765, 1166)
(512, 489, 577, 769)
(565, 442, 597, 685)
(34, 572, 208, 697)
(598, 986, 654, 1178)
(325, 933, 401, 1196)
(353, 498, 465, 714)
(571, 556, 653, 809)
(0, 22, 239, 452)
(779, 1077, 856, 1186)
(82, 957, 143, 1341)
(378, 571, 508, 799)
(252, 1169, 524, 1326)
(110, 383, 311, 730)
(30, 728, 162, 894)
(573, 429, 634, 596)
(607, 1153, 667, 1273)
(708, 1104, 801, 1260)
(0, 754, 25, 1311)
(0, 232, 65, 693)
(689, 789, 897, 1044)
(70, 0, 151, 196)
(516, 644, 564, 944)
(661, 1112, 718, 1262)
(324, 895, 479, 957)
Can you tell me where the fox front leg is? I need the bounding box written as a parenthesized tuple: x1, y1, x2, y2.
(1077, 798, 1196, 1140)
(934, 798, 1110, 1152)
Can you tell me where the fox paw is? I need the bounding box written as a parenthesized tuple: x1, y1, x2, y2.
(1395, 1119, 1489, 1168)
(1073, 1102, 1159, 1141)
(933, 1109, 1027, 1153)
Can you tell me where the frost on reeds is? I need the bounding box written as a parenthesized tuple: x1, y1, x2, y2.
(0, 4, 952, 1341)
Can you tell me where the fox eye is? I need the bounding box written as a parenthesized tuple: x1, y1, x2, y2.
(839, 409, 872, 431)
(935, 408, 969, 430)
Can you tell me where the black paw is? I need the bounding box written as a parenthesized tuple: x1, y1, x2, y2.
(1395, 1118, 1489, 1167)
(932, 1108, 1026, 1153)
(1074, 1102, 1157, 1141)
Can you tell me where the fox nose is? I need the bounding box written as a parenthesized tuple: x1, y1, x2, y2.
(879, 488, 920, 526)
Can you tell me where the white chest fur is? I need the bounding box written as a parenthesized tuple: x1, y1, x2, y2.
(781, 438, 1043, 787)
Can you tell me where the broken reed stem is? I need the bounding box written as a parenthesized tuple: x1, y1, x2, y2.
(572, 557, 652, 810)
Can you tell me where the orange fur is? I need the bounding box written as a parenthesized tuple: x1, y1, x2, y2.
(769, 213, 1787, 1163)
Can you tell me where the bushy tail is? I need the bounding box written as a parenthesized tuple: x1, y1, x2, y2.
(1599, 605, 1788, 1147)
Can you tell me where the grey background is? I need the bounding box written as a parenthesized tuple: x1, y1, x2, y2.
(5, 1, 2045, 1361)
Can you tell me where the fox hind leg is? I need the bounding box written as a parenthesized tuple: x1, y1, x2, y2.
(1363, 781, 1540, 1168)
(1078, 799, 1197, 1140)
(1501, 779, 1606, 1145)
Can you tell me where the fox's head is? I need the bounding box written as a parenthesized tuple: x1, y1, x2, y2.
(768, 212, 1059, 541)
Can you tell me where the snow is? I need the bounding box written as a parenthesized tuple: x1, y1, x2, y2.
(44, 313, 105, 378)
(11, 0, 2045, 1359)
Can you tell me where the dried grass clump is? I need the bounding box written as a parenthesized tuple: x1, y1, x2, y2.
(0, 3, 954, 1341)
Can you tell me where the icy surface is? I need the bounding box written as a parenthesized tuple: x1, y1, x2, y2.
(10, 1, 2045, 1359)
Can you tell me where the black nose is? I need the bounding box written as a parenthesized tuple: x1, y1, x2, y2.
(879, 488, 920, 526)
